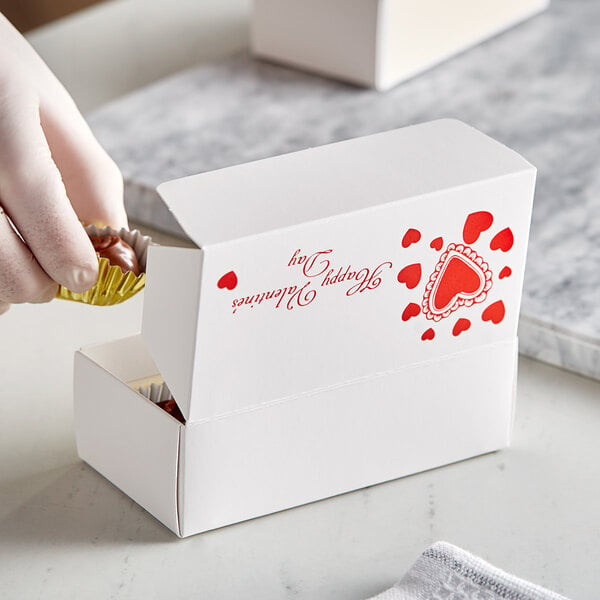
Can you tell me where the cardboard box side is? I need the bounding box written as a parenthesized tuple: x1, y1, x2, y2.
(156, 120, 534, 249)
(78, 333, 161, 382)
(142, 246, 204, 421)
(178, 338, 516, 536)
(508, 338, 519, 445)
(74, 344, 182, 536)
(177, 168, 535, 422)
(251, 0, 378, 87)
(508, 170, 537, 333)
(373, 0, 387, 90)
(376, 0, 549, 90)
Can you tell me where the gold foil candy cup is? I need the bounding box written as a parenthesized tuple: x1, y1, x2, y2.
(57, 225, 151, 306)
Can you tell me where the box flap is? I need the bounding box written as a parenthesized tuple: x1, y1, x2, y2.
(142, 246, 203, 422)
(156, 119, 532, 249)
(149, 119, 535, 423)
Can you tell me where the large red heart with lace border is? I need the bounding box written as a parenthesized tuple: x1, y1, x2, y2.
(422, 244, 492, 321)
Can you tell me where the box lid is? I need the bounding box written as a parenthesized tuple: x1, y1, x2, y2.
(156, 119, 530, 249)
(147, 119, 535, 423)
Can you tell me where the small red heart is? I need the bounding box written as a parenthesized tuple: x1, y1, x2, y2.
(463, 211, 493, 244)
(402, 228, 421, 248)
(430, 237, 443, 251)
(490, 228, 514, 252)
(499, 266, 512, 279)
(402, 302, 421, 321)
(397, 263, 422, 289)
(217, 271, 238, 290)
(421, 328, 435, 341)
(482, 300, 505, 324)
(452, 318, 471, 336)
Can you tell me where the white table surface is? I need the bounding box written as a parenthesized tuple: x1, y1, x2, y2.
(0, 2, 596, 598)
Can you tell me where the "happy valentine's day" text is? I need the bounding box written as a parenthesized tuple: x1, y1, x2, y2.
(231, 248, 392, 313)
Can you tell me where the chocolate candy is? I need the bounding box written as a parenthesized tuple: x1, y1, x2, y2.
(89, 234, 141, 276)
(157, 399, 185, 424)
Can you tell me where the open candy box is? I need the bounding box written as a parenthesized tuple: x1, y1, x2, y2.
(74, 119, 536, 537)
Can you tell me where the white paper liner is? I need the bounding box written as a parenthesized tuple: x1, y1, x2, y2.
(127, 374, 164, 390)
(137, 381, 172, 404)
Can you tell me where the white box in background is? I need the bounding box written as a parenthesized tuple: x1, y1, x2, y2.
(251, 0, 549, 90)
(74, 120, 536, 537)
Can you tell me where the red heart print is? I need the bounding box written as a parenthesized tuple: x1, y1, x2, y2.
(421, 328, 435, 341)
(402, 302, 421, 321)
(490, 228, 514, 252)
(430, 237, 443, 251)
(463, 211, 493, 244)
(432, 257, 482, 312)
(217, 271, 238, 290)
(452, 318, 471, 336)
(499, 266, 512, 279)
(422, 245, 492, 321)
(402, 228, 421, 248)
(397, 263, 421, 289)
(482, 300, 505, 324)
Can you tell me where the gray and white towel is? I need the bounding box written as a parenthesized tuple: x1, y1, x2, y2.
(369, 542, 569, 600)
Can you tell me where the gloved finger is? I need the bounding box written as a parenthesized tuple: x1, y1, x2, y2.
(1, 14, 127, 231)
(0, 87, 98, 293)
(41, 99, 128, 230)
(0, 207, 58, 305)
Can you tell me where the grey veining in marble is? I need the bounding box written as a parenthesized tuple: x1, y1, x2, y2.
(87, 0, 600, 381)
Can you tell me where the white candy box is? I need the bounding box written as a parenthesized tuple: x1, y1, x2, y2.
(252, 0, 549, 90)
(74, 119, 536, 537)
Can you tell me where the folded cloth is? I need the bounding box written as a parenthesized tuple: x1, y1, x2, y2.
(368, 542, 569, 600)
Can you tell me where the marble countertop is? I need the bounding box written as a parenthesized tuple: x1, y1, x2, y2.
(1, 294, 598, 599)
(87, 0, 600, 382)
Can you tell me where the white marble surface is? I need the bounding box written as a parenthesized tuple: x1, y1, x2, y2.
(1, 289, 599, 599)
(1, 2, 597, 599)
(86, 0, 600, 382)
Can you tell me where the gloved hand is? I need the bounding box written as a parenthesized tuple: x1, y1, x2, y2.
(0, 13, 127, 315)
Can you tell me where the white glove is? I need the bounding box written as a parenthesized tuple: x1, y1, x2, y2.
(0, 13, 127, 314)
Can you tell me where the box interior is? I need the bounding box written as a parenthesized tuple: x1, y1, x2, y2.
(81, 334, 185, 424)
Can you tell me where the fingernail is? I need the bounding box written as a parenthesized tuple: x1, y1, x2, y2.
(67, 266, 98, 292)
